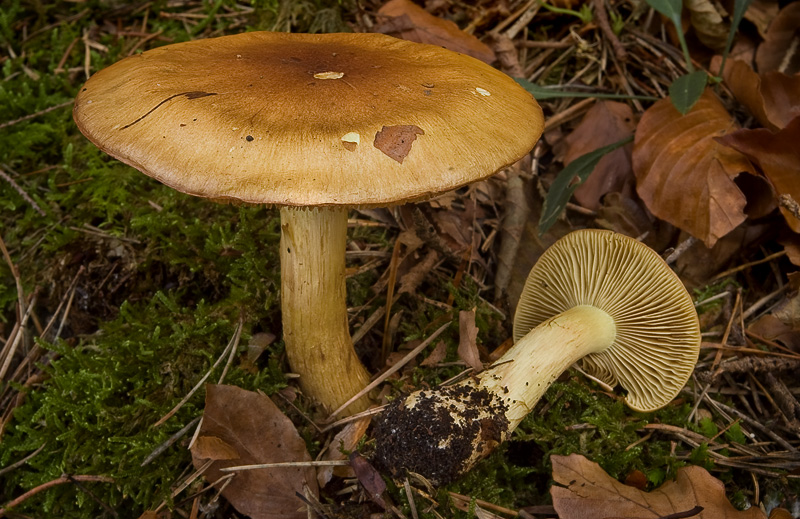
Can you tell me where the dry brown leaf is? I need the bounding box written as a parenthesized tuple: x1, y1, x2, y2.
(755, 1, 800, 74)
(551, 453, 767, 519)
(714, 57, 800, 131)
(458, 308, 483, 372)
(633, 89, 756, 247)
(744, 0, 779, 40)
(685, 0, 729, 50)
(717, 116, 800, 232)
(420, 339, 448, 366)
(192, 435, 240, 460)
(375, 0, 497, 64)
(317, 416, 371, 487)
(562, 101, 636, 210)
(191, 384, 318, 519)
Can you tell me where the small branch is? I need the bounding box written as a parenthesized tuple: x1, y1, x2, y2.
(0, 167, 46, 217)
(0, 475, 114, 517)
(0, 101, 73, 131)
(592, 0, 627, 62)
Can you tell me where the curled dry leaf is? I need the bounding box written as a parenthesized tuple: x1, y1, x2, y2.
(713, 57, 800, 131)
(317, 416, 371, 487)
(755, 1, 800, 74)
(458, 308, 483, 372)
(375, 0, 496, 64)
(716, 116, 800, 232)
(562, 101, 636, 210)
(685, 0, 729, 50)
(551, 453, 767, 519)
(191, 384, 318, 519)
(633, 89, 756, 247)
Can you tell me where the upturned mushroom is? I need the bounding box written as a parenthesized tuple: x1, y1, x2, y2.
(373, 229, 700, 484)
(72, 32, 544, 414)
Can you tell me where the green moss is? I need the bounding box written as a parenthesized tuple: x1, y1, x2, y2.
(0, 292, 286, 517)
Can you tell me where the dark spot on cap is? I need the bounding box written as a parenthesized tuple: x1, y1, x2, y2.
(246, 135, 254, 142)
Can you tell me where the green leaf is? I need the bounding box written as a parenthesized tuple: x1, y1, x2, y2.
(668, 71, 707, 114)
(644, 0, 682, 26)
(539, 136, 634, 235)
(515, 78, 657, 101)
(717, 0, 754, 77)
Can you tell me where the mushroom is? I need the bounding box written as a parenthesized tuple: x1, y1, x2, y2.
(372, 229, 700, 484)
(72, 32, 544, 414)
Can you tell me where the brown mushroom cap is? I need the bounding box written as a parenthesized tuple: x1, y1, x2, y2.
(513, 230, 700, 412)
(73, 32, 544, 207)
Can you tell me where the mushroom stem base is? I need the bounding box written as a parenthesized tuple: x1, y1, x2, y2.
(280, 206, 371, 414)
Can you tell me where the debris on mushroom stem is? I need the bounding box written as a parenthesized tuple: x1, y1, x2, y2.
(371, 382, 509, 486)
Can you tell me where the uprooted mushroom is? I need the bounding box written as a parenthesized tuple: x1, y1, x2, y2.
(372, 229, 701, 484)
(72, 31, 544, 414)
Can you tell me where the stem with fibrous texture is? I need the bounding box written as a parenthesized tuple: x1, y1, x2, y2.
(477, 305, 616, 430)
(280, 206, 371, 414)
(373, 305, 617, 484)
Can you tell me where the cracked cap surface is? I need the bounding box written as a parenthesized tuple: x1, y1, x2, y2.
(73, 31, 544, 207)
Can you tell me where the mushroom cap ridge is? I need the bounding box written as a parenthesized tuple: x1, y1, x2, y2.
(513, 229, 700, 412)
(73, 31, 544, 207)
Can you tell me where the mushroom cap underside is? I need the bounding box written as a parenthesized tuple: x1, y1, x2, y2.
(513, 229, 700, 412)
(73, 31, 544, 207)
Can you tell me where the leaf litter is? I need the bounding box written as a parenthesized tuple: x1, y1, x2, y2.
(2, 0, 800, 518)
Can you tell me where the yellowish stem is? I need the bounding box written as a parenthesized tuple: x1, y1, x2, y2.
(478, 305, 616, 431)
(280, 206, 371, 414)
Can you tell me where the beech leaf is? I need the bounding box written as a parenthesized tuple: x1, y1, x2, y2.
(191, 384, 318, 519)
(632, 89, 756, 247)
(551, 453, 767, 519)
(375, 0, 496, 63)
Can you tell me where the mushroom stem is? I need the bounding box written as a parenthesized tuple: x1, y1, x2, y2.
(478, 304, 616, 430)
(280, 206, 371, 414)
(372, 304, 616, 484)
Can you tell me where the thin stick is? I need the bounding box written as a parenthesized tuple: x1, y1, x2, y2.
(153, 320, 242, 427)
(220, 460, 350, 472)
(0, 443, 46, 477)
(327, 322, 450, 420)
(141, 416, 202, 466)
(0, 101, 73, 132)
(217, 315, 243, 384)
(712, 250, 786, 281)
(0, 294, 37, 382)
(0, 475, 114, 517)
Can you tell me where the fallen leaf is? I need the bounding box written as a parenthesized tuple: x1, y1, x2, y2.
(192, 435, 240, 460)
(551, 453, 767, 519)
(685, 0, 729, 50)
(633, 89, 756, 247)
(317, 416, 371, 487)
(191, 384, 318, 519)
(350, 451, 388, 509)
(458, 308, 483, 372)
(716, 116, 800, 232)
(713, 57, 800, 131)
(743, 0, 779, 40)
(755, 2, 800, 74)
(375, 0, 496, 64)
(420, 339, 448, 366)
(561, 101, 636, 210)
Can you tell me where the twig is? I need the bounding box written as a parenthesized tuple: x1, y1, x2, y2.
(542, 97, 595, 132)
(153, 319, 243, 427)
(0, 443, 46, 477)
(220, 460, 350, 472)
(141, 416, 202, 467)
(592, 0, 627, 61)
(0, 101, 73, 132)
(327, 321, 450, 421)
(0, 167, 45, 217)
(712, 250, 787, 281)
(0, 475, 114, 517)
(665, 236, 697, 264)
